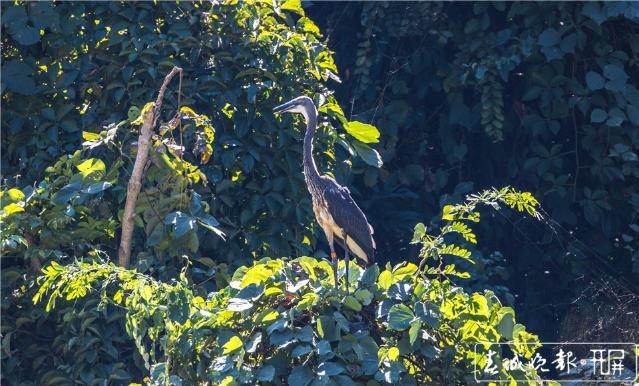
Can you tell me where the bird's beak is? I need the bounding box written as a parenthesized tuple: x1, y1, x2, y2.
(273, 100, 296, 114)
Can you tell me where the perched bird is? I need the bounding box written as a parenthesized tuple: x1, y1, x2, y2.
(273, 96, 375, 292)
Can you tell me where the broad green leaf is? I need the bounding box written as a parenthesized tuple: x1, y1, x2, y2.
(297, 256, 318, 281)
(378, 270, 393, 290)
(222, 336, 243, 355)
(256, 365, 275, 382)
(317, 315, 338, 341)
(140, 285, 153, 302)
(590, 108, 607, 123)
(81, 181, 112, 194)
(354, 288, 373, 306)
(228, 298, 253, 312)
(442, 205, 455, 220)
(392, 263, 418, 281)
(82, 131, 101, 141)
(288, 365, 313, 386)
(512, 324, 540, 359)
(585, 71, 604, 90)
(360, 264, 379, 286)
(2, 203, 24, 216)
(387, 347, 400, 361)
(344, 121, 380, 143)
(76, 158, 106, 179)
(496, 307, 515, 340)
(351, 141, 383, 168)
(164, 211, 196, 238)
(317, 361, 345, 376)
(318, 102, 346, 123)
(52, 182, 81, 204)
(219, 376, 237, 386)
(254, 309, 279, 326)
(297, 292, 318, 311)
(3, 188, 25, 204)
(292, 345, 313, 357)
(538, 28, 560, 47)
(409, 320, 422, 345)
(388, 304, 415, 331)
(344, 295, 362, 312)
(240, 264, 274, 287)
(469, 293, 490, 317)
(411, 223, 426, 243)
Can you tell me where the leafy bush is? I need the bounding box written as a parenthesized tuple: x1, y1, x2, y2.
(34, 188, 545, 384)
(0, 101, 220, 384)
(1, 0, 381, 263)
(2, 2, 385, 383)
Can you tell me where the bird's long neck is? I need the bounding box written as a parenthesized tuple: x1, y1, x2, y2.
(302, 105, 322, 187)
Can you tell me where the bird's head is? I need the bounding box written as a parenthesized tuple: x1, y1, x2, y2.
(273, 96, 315, 122)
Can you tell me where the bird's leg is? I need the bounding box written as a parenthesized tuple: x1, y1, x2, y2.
(330, 249, 338, 291)
(328, 237, 338, 291)
(344, 247, 350, 296)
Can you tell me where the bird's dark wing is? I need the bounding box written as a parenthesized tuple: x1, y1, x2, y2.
(323, 183, 375, 263)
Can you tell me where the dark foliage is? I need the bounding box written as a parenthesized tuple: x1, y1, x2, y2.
(308, 1, 639, 340)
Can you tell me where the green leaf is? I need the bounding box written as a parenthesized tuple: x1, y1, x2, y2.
(626, 104, 639, 126)
(585, 71, 604, 90)
(442, 205, 455, 221)
(393, 263, 418, 281)
(606, 107, 625, 127)
(360, 265, 379, 286)
(590, 108, 607, 123)
(317, 361, 345, 376)
(409, 320, 422, 345)
(354, 288, 373, 306)
(81, 181, 113, 194)
(288, 365, 313, 386)
(3, 188, 25, 204)
(538, 28, 560, 47)
(148, 223, 166, 247)
(344, 295, 362, 312)
(2, 203, 24, 216)
(2, 60, 36, 95)
(469, 293, 490, 317)
(411, 223, 426, 243)
(76, 158, 106, 180)
(52, 182, 81, 205)
(292, 345, 313, 357)
(344, 121, 380, 143)
(227, 298, 253, 312)
(256, 366, 275, 382)
(388, 304, 415, 331)
(387, 347, 400, 361)
(378, 270, 393, 290)
(3, 7, 40, 46)
(496, 307, 515, 340)
(351, 141, 383, 168)
(222, 336, 243, 355)
(164, 211, 196, 238)
(317, 315, 339, 341)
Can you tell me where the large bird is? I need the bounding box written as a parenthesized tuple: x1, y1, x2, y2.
(273, 96, 375, 293)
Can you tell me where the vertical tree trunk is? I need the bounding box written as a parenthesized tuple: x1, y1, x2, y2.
(118, 66, 182, 268)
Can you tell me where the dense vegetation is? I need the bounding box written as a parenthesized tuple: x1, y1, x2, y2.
(1, 1, 638, 385)
(308, 2, 639, 339)
(32, 187, 544, 385)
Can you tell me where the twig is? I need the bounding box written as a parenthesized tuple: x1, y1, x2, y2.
(118, 66, 183, 268)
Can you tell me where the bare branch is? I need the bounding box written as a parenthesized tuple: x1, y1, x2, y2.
(118, 66, 183, 268)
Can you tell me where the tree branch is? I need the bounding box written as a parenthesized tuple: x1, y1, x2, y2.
(118, 66, 182, 268)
